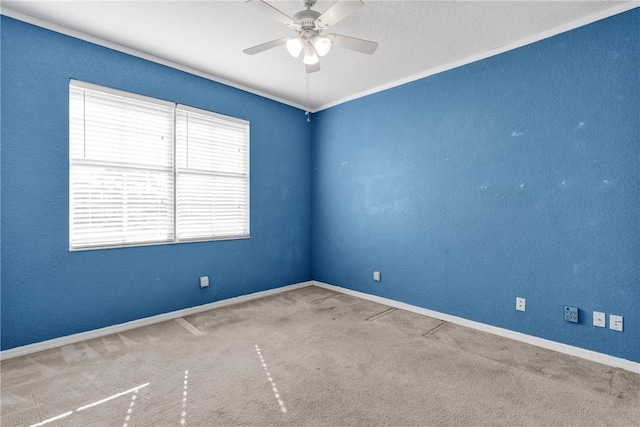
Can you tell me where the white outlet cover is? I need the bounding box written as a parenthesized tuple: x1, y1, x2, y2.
(593, 311, 605, 327)
(609, 314, 623, 332)
(373, 271, 381, 282)
(200, 276, 209, 288)
(516, 297, 526, 312)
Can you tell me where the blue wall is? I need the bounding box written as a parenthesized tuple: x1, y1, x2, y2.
(2, 9, 639, 363)
(1, 17, 312, 350)
(312, 9, 639, 362)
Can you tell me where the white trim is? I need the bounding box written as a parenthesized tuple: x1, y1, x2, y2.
(3, 279, 638, 374)
(0, 8, 307, 112)
(0, 281, 313, 360)
(3, 3, 638, 113)
(312, 281, 640, 375)
(313, 2, 640, 112)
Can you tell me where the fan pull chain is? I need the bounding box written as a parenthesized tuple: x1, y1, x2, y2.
(305, 72, 311, 123)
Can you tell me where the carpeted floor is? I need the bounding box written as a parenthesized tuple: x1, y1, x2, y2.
(2, 286, 639, 426)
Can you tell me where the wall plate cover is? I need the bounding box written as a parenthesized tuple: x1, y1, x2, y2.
(200, 276, 209, 288)
(373, 271, 381, 282)
(564, 306, 578, 323)
(593, 311, 605, 327)
(610, 314, 623, 332)
(516, 297, 526, 312)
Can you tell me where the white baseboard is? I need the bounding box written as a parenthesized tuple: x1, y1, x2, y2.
(0, 281, 313, 360)
(312, 281, 640, 375)
(4, 279, 638, 375)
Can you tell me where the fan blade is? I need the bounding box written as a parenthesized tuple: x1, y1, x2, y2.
(246, 0, 297, 28)
(243, 37, 290, 55)
(316, 0, 363, 29)
(326, 34, 377, 55)
(306, 63, 321, 74)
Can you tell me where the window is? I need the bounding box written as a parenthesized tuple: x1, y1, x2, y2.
(175, 106, 250, 241)
(69, 80, 249, 250)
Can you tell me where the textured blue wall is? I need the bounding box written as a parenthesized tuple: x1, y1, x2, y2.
(1, 17, 312, 350)
(312, 9, 639, 362)
(2, 10, 639, 363)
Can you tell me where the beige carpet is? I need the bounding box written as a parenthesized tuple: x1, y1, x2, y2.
(2, 286, 639, 426)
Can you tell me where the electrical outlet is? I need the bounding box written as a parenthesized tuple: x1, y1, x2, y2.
(610, 315, 623, 332)
(564, 306, 578, 323)
(516, 297, 526, 312)
(373, 271, 381, 282)
(199, 276, 209, 288)
(593, 311, 606, 328)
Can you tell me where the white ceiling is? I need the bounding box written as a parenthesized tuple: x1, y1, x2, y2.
(1, 1, 636, 111)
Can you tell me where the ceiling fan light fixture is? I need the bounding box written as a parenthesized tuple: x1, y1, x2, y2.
(243, 0, 378, 74)
(303, 45, 319, 65)
(311, 35, 331, 56)
(286, 37, 304, 57)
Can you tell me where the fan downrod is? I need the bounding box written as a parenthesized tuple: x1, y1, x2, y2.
(303, 0, 317, 10)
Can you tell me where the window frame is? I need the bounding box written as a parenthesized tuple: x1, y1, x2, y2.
(69, 80, 250, 251)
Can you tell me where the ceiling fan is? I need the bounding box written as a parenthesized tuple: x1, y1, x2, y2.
(243, 0, 378, 73)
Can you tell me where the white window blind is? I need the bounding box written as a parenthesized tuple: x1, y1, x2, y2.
(176, 105, 249, 240)
(69, 80, 249, 250)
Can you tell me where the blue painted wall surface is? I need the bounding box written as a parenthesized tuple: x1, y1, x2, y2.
(1, 17, 312, 350)
(312, 10, 639, 362)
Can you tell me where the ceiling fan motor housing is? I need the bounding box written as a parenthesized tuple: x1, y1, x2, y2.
(293, 9, 322, 31)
